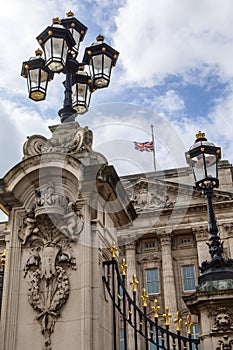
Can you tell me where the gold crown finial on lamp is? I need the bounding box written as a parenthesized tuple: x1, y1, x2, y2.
(96, 34, 105, 41)
(52, 17, 61, 24)
(196, 131, 205, 139)
(66, 10, 74, 17)
(35, 48, 43, 56)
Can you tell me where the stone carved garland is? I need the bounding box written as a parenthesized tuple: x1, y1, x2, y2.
(19, 186, 84, 350)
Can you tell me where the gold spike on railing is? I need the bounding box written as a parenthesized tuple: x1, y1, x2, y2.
(174, 311, 183, 332)
(162, 306, 172, 326)
(130, 274, 139, 293)
(120, 258, 128, 276)
(185, 314, 194, 335)
(151, 298, 161, 319)
(0, 249, 6, 268)
(140, 288, 149, 307)
(108, 241, 118, 258)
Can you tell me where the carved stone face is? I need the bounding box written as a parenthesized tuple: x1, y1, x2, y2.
(216, 313, 231, 327)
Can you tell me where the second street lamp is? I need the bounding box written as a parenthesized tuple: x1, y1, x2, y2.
(21, 11, 119, 123)
(186, 131, 233, 283)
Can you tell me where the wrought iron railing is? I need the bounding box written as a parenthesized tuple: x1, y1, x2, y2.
(103, 248, 200, 350)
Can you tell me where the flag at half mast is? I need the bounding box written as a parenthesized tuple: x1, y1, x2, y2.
(133, 125, 156, 171)
(133, 141, 154, 152)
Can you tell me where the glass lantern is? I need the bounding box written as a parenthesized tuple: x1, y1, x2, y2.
(61, 11, 87, 57)
(71, 67, 92, 114)
(37, 17, 76, 72)
(21, 49, 53, 101)
(83, 35, 119, 89)
(185, 131, 221, 189)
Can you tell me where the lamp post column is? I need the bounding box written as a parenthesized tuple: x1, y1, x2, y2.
(184, 132, 233, 350)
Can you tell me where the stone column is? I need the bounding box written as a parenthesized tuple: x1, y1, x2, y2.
(159, 232, 178, 327)
(124, 242, 137, 350)
(125, 242, 137, 292)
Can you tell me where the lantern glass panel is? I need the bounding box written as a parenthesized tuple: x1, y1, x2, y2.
(93, 54, 103, 74)
(204, 153, 217, 178)
(44, 37, 67, 72)
(29, 68, 40, 86)
(29, 68, 48, 84)
(191, 154, 206, 183)
(103, 55, 112, 75)
(70, 29, 81, 53)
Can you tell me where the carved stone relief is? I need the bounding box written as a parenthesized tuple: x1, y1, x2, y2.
(18, 183, 84, 350)
(216, 335, 233, 350)
(212, 308, 233, 333)
(129, 179, 175, 211)
(23, 123, 93, 158)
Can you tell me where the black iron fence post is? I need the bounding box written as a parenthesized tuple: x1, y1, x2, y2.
(0, 249, 6, 316)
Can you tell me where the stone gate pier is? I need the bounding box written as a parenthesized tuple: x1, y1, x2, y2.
(0, 121, 135, 350)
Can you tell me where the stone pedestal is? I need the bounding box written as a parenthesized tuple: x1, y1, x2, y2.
(184, 279, 233, 350)
(0, 122, 135, 350)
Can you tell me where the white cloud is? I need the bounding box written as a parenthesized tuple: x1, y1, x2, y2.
(113, 0, 233, 86)
(0, 98, 53, 176)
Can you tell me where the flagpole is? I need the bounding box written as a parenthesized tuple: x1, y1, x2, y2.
(151, 124, 156, 172)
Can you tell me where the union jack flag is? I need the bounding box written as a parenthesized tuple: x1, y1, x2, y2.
(133, 141, 154, 152)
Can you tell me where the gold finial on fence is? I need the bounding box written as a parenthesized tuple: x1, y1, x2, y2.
(151, 298, 160, 319)
(185, 314, 194, 335)
(140, 288, 149, 307)
(108, 241, 118, 258)
(130, 274, 139, 293)
(162, 306, 172, 326)
(0, 249, 6, 268)
(120, 258, 128, 276)
(174, 311, 183, 332)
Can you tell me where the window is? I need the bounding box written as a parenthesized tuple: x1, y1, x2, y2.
(144, 241, 155, 249)
(181, 265, 196, 291)
(192, 324, 200, 350)
(180, 238, 191, 245)
(149, 328, 162, 350)
(146, 269, 159, 294)
(120, 329, 125, 350)
(119, 284, 123, 298)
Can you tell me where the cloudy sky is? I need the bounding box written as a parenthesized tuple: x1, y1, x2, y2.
(0, 0, 233, 184)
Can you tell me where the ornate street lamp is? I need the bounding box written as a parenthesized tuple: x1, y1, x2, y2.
(21, 11, 119, 123)
(186, 131, 233, 283)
